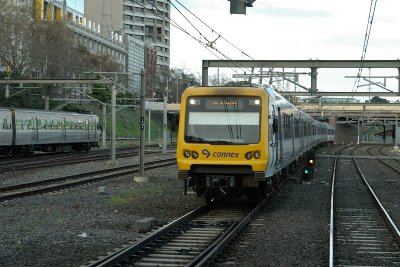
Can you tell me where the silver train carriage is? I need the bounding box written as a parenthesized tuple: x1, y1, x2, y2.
(0, 108, 101, 156)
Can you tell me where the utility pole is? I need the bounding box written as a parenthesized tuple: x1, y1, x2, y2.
(102, 103, 106, 147)
(176, 78, 179, 104)
(44, 96, 49, 110)
(5, 84, 9, 98)
(163, 78, 168, 154)
(133, 69, 147, 182)
(395, 116, 399, 150)
(111, 83, 116, 162)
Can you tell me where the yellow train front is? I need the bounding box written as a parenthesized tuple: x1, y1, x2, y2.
(177, 86, 270, 202)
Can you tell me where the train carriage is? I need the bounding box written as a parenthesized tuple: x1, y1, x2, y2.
(0, 108, 101, 156)
(176, 85, 334, 201)
(0, 108, 13, 155)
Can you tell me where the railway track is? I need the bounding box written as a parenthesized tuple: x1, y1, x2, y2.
(0, 146, 162, 173)
(86, 198, 267, 267)
(0, 157, 176, 202)
(373, 145, 400, 171)
(329, 145, 400, 266)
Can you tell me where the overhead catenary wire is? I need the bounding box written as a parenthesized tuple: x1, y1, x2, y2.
(138, 0, 276, 86)
(136, 0, 244, 75)
(173, 0, 255, 60)
(168, 0, 251, 74)
(353, 0, 378, 92)
(169, 0, 275, 84)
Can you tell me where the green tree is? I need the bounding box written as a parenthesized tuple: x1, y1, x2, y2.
(91, 84, 111, 103)
(0, 0, 34, 78)
(370, 96, 389, 104)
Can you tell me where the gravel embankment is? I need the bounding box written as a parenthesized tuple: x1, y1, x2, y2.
(0, 150, 203, 267)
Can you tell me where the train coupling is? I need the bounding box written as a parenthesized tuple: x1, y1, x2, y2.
(206, 175, 235, 188)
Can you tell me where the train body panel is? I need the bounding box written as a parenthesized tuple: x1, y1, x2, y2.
(0, 108, 13, 154)
(0, 108, 101, 156)
(177, 86, 335, 200)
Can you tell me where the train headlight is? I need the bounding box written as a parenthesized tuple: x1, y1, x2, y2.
(183, 151, 191, 158)
(189, 99, 200, 105)
(192, 151, 199, 159)
(245, 152, 253, 160)
(254, 151, 261, 159)
(249, 99, 261, 105)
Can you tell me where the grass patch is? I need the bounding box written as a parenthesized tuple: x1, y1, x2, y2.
(109, 184, 163, 204)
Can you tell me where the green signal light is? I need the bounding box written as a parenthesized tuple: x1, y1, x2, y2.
(304, 169, 309, 174)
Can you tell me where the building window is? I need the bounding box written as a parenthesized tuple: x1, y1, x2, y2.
(135, 7, 144, 13)
(135, 16, 144, 22)
(145, 26, 153, 33)
(135, 25, 144, 31)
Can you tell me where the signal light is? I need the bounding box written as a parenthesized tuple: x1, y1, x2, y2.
(229, 0, 256, 15)
(302, 167, 311, 181)
(309, 159, 314, 164)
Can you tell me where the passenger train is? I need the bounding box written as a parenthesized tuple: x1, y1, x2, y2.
(176, 85, 334, 201)
(0, 108, 101, 156)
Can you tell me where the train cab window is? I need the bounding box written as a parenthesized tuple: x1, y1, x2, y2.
(185, 96, 261, 144)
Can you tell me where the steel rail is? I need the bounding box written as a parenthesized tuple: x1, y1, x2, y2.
(0, 145, 161, 173)
(87, 205, 208, 267)
(366, 145, 400, 174)
(187, 197, 269, 267)
(0, 158, 176, 201)
(351, 149, 400, 243)
(328, 145, 352, 267)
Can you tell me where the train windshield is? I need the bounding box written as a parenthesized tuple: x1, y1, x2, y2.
(185, 96, 261, 144)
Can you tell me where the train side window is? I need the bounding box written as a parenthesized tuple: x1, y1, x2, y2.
(272, 118, 278, 133)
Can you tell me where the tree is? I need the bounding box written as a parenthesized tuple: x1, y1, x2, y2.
(208, 73, 233, 86)
(167, 68, 200, 103)
(0, 0, 35, 78)
(0, 0, 122, 80)
(30, 21, 79, 78)
(370, 96, 389, 104)
(152, 67, 200, 103)
(91, 83, 111, 103)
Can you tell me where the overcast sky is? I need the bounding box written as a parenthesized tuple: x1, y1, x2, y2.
(169, 0, 400, 95)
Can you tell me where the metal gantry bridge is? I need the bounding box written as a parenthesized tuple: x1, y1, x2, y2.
(201, 59, 400, 122)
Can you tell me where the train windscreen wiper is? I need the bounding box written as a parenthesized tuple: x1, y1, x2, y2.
(185, 135, 207, 143)
(208, 140, 237, 145)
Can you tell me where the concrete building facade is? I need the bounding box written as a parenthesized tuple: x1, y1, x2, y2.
(84, 0, 170, 70)
(33, 0, 127, 75)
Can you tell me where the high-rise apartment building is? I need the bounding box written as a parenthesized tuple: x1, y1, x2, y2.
(84, 0, 170, 71)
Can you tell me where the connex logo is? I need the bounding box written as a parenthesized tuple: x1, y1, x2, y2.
(202, 149, 210, 158)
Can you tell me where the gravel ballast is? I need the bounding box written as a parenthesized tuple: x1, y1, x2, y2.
(0, 151, 203, 267)
(0, 145, 398, 266)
